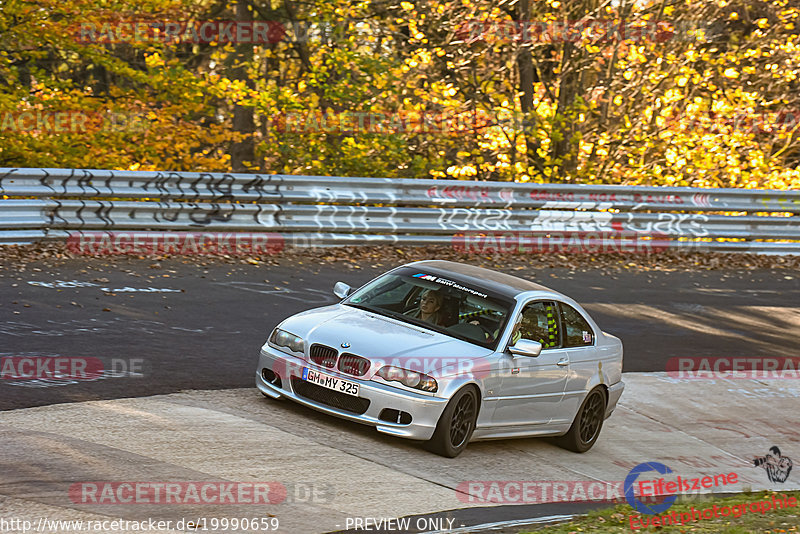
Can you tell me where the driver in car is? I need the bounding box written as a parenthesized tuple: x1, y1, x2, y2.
(406, 289, 447, 326)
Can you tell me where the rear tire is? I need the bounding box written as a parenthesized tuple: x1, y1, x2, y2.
(556, 387, 606, 453)
(426, 387, 478, 458)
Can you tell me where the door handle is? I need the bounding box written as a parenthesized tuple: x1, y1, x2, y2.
(556, 358, 569, 367)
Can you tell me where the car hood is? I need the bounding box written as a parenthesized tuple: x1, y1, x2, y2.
(277, 304, 494, 376)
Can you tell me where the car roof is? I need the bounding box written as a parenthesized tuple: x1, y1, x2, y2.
(404, 260, 560, 299)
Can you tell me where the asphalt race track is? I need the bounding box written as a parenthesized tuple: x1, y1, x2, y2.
(1, 258, 798, 410)
(1, 257, 799, 533)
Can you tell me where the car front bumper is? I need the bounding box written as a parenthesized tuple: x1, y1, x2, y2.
(255, 345, 450, 441)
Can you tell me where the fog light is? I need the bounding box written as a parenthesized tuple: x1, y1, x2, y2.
(262, 368, 282, 388)
(379, 409, 412, 425)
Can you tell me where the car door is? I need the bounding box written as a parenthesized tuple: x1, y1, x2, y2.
(558, 302, 599, 424)
(491, 300, 570, 428)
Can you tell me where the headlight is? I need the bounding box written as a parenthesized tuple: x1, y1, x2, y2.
(268, 328, 305, 355)
(377, 366, 437, 393)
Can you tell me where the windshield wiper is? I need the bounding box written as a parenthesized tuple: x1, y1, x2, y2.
(379, 308, 434, 330)
(343, 302, 380, 314)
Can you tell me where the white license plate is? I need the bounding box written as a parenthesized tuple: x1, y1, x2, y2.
(302, 368, 360, 397)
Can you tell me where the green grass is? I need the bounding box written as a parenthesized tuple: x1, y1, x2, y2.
(523, 491, 800, 533)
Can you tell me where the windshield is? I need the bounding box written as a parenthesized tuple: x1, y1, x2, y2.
(344, 267, 513, 349)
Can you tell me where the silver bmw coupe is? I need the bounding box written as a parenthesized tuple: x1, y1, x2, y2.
(256, 260, 624, 457)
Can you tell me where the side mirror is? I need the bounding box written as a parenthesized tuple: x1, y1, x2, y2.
(333, 281, 351, 299)
(508, 339, 543, 358)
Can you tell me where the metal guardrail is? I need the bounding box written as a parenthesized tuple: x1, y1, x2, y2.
(0, 167, 798, 254)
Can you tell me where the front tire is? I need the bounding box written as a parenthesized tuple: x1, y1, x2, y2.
(556, 387, 606, 453)
(427, 387, 478, 458)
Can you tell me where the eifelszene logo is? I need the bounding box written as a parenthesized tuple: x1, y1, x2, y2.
(624, 462, 678, 514)
(625, 462, 739, 516)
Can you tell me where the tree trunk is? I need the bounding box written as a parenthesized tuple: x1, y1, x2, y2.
(515, 0, 543, 174)
(230, 0, 256, 173)
(551, 41, 579, 179)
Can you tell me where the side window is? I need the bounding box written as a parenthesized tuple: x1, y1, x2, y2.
(560, 303, 594, 347)
(518, 301, 560, 349)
